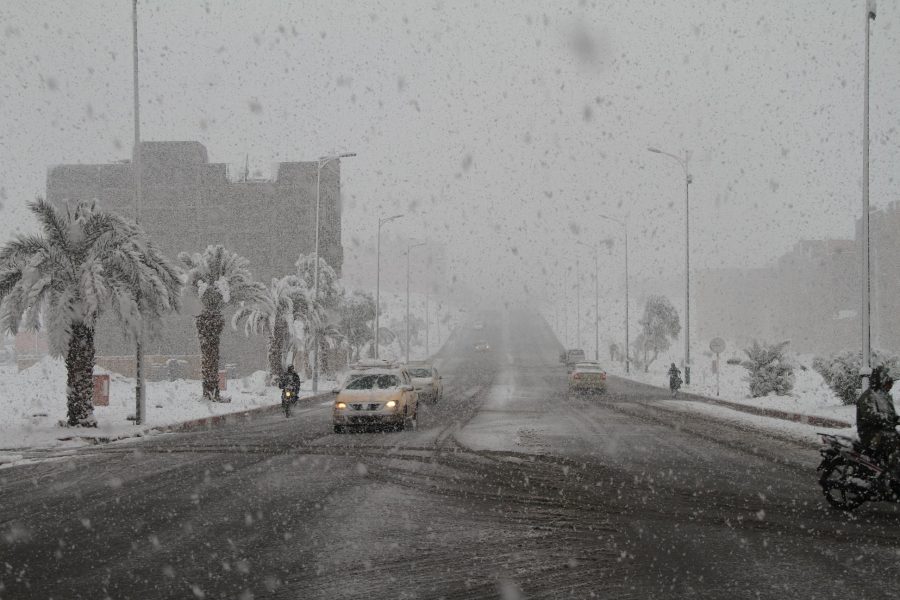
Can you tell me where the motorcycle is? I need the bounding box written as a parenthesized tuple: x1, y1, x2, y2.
(817, 432, 900, 511)
(669, 374, 682, 398)
(281, 386, 299, 418)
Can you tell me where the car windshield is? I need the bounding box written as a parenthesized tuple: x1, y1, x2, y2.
(6, 3, 898, 597)
(344, 374, 400, 390)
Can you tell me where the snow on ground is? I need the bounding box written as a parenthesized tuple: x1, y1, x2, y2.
(0, 357, 332, 455)
(606, 354, 858, 428)
(659, 399, 854, 447)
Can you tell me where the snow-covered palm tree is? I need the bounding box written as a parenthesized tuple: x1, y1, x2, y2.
(179, 245, 264, 401)
(295, 252, 341, 310)
(293, 319, 345, 376)
(0, 199, 182, 426)
(231, 275, 312, 382)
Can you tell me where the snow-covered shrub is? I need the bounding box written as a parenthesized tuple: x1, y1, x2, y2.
(726, 357, 741, 365)
(812, 350, 900, 405)
(741, 340, 794, 397)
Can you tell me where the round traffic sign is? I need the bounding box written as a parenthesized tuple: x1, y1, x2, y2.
(709, 337, 726, 354)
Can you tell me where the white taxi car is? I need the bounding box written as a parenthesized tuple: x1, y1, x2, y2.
(405, 363, 443, 404)
(332, 363, 419, 433)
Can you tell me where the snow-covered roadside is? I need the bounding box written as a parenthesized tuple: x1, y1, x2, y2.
(607, 359, 857, 430)
(659, 399, 853, 448)
(0, 358, 332, 457)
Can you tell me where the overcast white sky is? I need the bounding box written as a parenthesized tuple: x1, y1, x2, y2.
(1, 0, 898, 308)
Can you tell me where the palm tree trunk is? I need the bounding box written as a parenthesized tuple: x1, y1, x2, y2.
(65, 321, 96, 427)
(268, 323, 285, 383)
(197, 309, 224, 401)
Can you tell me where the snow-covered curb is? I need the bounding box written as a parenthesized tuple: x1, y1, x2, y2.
(607, 361, 854, 430)
(0, 392, 333, 469)
(61, 392, 332, 444)
(0, 358, 336, 455)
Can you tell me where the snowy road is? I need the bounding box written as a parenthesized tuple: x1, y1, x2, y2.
(2, 313, 900, 599)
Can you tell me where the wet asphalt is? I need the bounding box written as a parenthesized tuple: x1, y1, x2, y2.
(2, 312, 900, 600)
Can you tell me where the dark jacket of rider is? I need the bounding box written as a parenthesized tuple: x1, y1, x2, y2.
(667, 364, 681, 384)
(857, 368, 899, 446)
(278, 368, 302, 391)
(856, 367, 900, 479)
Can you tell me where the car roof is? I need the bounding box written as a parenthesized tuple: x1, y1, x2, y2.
(347, 368, 404, 377)
(574, 362, 603, 369)
(351, 359, 399, 369)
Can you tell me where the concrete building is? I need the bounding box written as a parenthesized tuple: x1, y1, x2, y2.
(695, 238, 860, 358)
(45, 141, 344, 376)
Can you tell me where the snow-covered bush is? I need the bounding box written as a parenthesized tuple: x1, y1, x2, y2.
(741, 340, 794, 397)
(812, 350, 900, 405)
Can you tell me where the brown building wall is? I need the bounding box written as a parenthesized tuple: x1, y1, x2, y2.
(695, 239, 860, 357)
(45, 141, 343, 376)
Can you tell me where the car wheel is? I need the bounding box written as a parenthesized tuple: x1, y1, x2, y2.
(333, 425, 344, 434)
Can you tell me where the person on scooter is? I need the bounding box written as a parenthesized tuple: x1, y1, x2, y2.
(668, 363, 682, 395)
(278, 365, 302, 392)
(856, 365, 900, 480)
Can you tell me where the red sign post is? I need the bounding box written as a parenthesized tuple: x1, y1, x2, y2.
(93, 374, 110, 406)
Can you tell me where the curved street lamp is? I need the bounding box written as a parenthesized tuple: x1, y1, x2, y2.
(648, 146, 693, 385)
(576, 239, 612, 362)
(861, 0, 876, 390)
(405, 241, 426, 363)
(597, 214, 630, 373)
(375, 214, 404, 359)
(312, 152, 355, 392)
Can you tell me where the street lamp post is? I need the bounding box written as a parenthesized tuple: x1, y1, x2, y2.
(576, 240, 605, 362)
(861, 0, 877, 391)
(405, 241, 426, 363)
(131, 0, 146, 424)
(576, 257, 581, 350)
(648, 146, 693, 385)
(312, 152, 355, 392)
(375, 214, 403, 359)
(563, 269, 569, 347)
(598, 215, 630, 373)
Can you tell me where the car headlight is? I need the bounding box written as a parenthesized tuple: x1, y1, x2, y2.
(386, 400, 397, 408)
(336, 402, 347, 409)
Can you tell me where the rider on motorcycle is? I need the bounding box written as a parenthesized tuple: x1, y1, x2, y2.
(856, 365, 900, 481)
(278, 365, 302, 392)
(668, 363, 682, 393)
